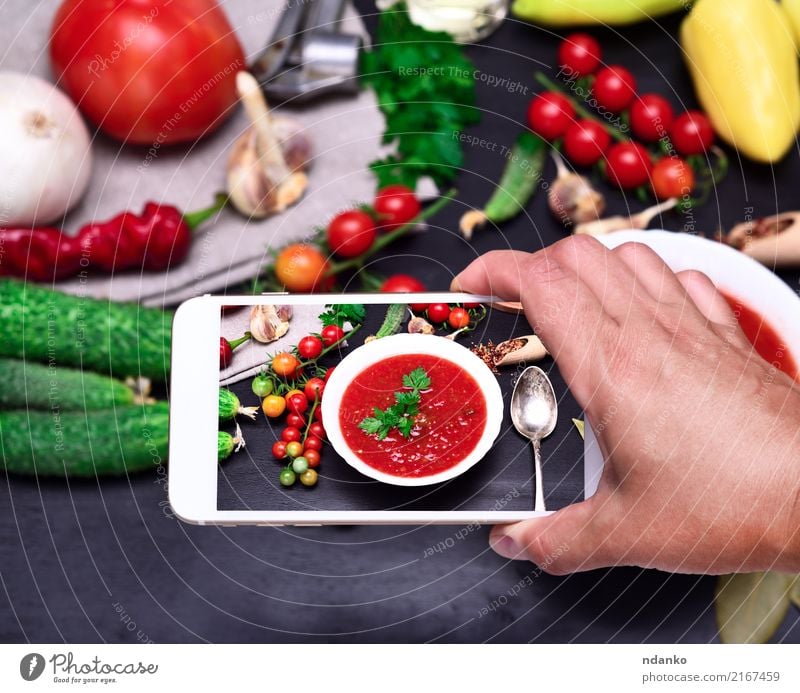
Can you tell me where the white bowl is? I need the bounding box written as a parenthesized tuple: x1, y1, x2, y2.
(321, 333, 504, 486)
(583, 230, 800, 498)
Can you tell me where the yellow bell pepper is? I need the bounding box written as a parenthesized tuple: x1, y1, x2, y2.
(782, 0, 800, 46)
(680, 0, 800, 163)
(512, 0, 686, 26)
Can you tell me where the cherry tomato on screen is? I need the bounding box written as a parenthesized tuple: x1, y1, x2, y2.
(304, 378, 325, 402)
(297, 335, 323, 360)
(303, 449, 321, 468)
(285, 393, 308, 416)
(310, 422, 326, 440)
(286, 413, 306, 429)
(272, 352, 300, 379)
(304, 436, 323, 452)
(272, 441, 288, 460)
(262, 395, 286, 418)
(282, 426, 302, 443)
(321, 325, 345, 347)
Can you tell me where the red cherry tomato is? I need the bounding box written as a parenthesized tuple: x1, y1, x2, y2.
(605, 142, 653, 189)
(287, 393, 309, 416)
(630, 94, 674, 143)
(558, 33, 602, 76)
(321, 324, 345, 347)
(304, 377, 325, 402)
(286, 413, 306, 429)
(281, 427, 302, 443)
(309, 422, 326, 440)
(313, 407, 323, 422)
(670, 111, 715, 156)
(327, 210, 376, 258)
(374, 185, 421, 229)
(563, 119, 611, 166)
(380, 274, 425, 293)
(50, 0, 244, 144)
(652, 157, 695, 200)
(593, 66, 637, 113)
(527, 92, 575, 141)
(297, 335, 323, 360)
(323, 367, 335, 382)
(448, 307, 470, 329)
(272, 441, 288, 460)
(303, 449, 321, 468)
(219, 338, 233, 369)
(463, 302, 480, 309)
(303, 436, 323, 452)
(427, 303, 451, 323)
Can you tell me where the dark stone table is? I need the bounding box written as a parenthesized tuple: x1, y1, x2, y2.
(2, 4, 799, 643)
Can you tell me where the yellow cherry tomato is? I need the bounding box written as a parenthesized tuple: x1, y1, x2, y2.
(262, 394, 286, 418)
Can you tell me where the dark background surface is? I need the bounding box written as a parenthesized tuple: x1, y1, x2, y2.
(2, 3, 800, 643)
(218, 302, 585, 512)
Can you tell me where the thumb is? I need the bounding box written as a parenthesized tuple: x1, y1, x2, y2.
(489, 497, 618, 575)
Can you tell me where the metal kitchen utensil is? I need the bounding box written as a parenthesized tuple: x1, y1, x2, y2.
(510, 366, 558, 512)
(250, 0, 362, 103)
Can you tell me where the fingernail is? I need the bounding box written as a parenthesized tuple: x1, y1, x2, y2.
(490, 533, 523, 560)
(449, 277, 462, 292)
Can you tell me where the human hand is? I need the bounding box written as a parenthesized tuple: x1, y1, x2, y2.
(452, 236, 800, 575)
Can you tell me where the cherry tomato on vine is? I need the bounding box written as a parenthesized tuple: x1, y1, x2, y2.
(274, 244, 330, 293)
(563, 119, 611, 166)
(630, 94, 674, 143)
(327, 210, 377, 258)
(320, 324, 345, 347)
(281, 426, 302, 443)
(279, 469, 296, 487)
(374, 185, 421, 229)
(262, 394, 286, 418)
(286, 413, 306, 429)
(593, 66, 636, 113)
(299, 469, 318, 487)
(380, 274, 427, 311)
(286, 393, 308, 416)
(670, 111, 715, 156)
(652, 157, 695, 200)
(272, 441, 288, 460)
(448, 307, 470, 329)
(527, 92, 575, 141)
(272, 352, 300, 378)
(297, 335, 323, 360)
(323, 367, 335, 382)
(605, 142, 652, 189)
(558, 33, 601, 76)
(304, 377, 325, 402)
(303, 449, 321, 468)
(313, 407, 323, 422)
(285, 441, 303, 458)
(304, 436, 323, 452)
(310, 422, 326, 440)
(427, 303, 451, 323)
(251, 373, 274, 398)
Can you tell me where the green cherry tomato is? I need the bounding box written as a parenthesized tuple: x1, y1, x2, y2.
(279, 468, 297, 487)
(285, 441, 303, 458)
(292, 456, 309, 473)
(251, 373, 274, 398)
(299, 469, 318, 487)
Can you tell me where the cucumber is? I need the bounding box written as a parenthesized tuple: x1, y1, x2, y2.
(218, 424, 245, 462)
(0, 358, 138, 410)
(0, 403, 169, 477)
(0, 279, 172, 381)
(375, 303, 406, 338)
(459, 131, 546, 238)
(218, 388, 258, 421)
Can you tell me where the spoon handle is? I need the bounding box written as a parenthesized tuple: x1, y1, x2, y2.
(532, 438, 546, 512)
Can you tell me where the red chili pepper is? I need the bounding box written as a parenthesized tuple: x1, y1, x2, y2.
(0, 194, 226, 282)
(220, 332, 251, 369)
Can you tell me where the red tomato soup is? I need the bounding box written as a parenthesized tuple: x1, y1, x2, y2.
(722, 293, 798, 379)
(340, 354, 488, 478)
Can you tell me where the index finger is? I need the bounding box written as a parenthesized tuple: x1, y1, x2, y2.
(450, 249, 531, 301)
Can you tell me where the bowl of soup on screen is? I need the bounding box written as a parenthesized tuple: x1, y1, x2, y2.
(321, 334, 504, 486)
(598, 230, 800, 381)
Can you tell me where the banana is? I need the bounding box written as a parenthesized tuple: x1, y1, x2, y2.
(511, 0, 688, 26)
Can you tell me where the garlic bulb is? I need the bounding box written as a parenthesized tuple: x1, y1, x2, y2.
(249, 304, 292, 343)
(227, 72, 312, 218)
(0, 72, 92, 226)
(548, 151, 604, 226)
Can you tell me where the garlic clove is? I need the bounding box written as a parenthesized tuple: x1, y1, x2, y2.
(408, 316, 435, 334)
(273, 116, 313, 171)
(548, 151, 605, 226)
(249, 304, 291, 343)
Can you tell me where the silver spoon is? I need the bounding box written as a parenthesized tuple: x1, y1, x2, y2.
(510, 366, 558, 512)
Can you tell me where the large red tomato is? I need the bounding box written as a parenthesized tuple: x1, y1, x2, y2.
(50, 0, 245, 144)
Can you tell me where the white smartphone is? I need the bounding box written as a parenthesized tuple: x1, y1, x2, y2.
(169, 293, 601, 525)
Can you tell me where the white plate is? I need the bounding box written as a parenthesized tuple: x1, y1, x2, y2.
(583, 230, 800, 497)
(321, 333, 504, 487)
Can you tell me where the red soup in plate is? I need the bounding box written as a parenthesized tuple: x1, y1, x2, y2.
(340, 353, 488, 478)
(722, 292, 798, 379)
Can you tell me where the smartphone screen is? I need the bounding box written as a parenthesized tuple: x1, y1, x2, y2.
(216, 299, 585, 513)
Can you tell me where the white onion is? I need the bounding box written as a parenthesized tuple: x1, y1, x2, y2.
(0, 71, 92, 226)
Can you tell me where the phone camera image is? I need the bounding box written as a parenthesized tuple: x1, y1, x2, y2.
(215, 299, 586, 513)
